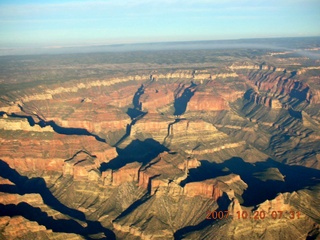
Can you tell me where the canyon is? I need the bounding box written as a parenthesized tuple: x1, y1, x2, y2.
(0, 42, 320, 239)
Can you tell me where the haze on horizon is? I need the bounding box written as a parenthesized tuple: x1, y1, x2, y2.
(0, 0, 319, 52)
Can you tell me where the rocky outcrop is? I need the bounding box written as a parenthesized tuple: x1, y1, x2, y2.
(111, 162, 142, 186)
(130, 113, 172, 142)
(257, 192, 292, 213)
(63, 151, 101, 181)
(152, 70, 193, 80)
(297, 66, 320, 75)
(229, 63, 260, 70)
(0, 104, 22, 114)
(184, 179, 223, 199)
(244, 89, 282, 109)
(0, 193, 44, 206)
(139, 84, 175, 112)
(248, 67, 312, 103)
(185, 142, 246, 155)
(18, 75, 151, 103)
(56, 118, 131, 134)
(211, 72, 238, 79)
(132, 117, 238, 158)
(101, 153, 199, 189)
(185, 174, 247, 200)
(112, 170, 247, 239)
(138, 152, 189, 194)
(187, 91, 229, 111)
(0, 116, 54, 132)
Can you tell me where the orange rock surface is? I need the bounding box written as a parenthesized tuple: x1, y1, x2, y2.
(184, 179, 222, 199)
(112, 162, 142, 186)
(138, 152, 190, 194)
(0, 120, 117, 175)
(187, 91, 229, 111)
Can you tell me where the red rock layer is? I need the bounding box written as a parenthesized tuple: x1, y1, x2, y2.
(140, 83, 177, 112)
(112, 162, 142, 186)
(187, 92, 229, 111)
(138, 152, 195, 194)
(0, 130, 117, 174)
(249, 70, 312, 103)
(184, 179, 223, 199)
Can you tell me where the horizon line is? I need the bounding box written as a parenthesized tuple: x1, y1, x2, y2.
(1, 35, 320, 57)
(2, 35, 320, 51)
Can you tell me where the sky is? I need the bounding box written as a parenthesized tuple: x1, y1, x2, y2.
(0, 0, 319, 49)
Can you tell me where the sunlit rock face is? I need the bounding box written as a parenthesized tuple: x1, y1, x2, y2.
(188, 91, 230, 111)
(0, 45, 320, 239)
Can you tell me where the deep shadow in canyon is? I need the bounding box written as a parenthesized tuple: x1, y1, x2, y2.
(126, 108, 145, 120)
(0, 160, 116, 240)
(115, 84, 147, 147)
(182, 157, 320, 207)
(163, 118, 186, 146)
(127, 83, 146, 120)
(173, 82, 196, 116)
(174, 157, 320, 239)
(226, 157, 320, 206)
(132, 84, 144, 111)
(0, 203, 115, 240)
(10, 113, 106, 142)
(114, 111, 147, 147)
(180, 160, 230, 187)
(100, 138, 168, 171)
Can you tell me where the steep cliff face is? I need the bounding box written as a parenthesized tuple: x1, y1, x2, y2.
(63, 151, 101, 181)
(111, 162, 142, 186)
(130, 113, 172, 143)
(184, 174, 247, 200)
(14, 75, 150, 103)
(138, 152, 189, 194)
(187, 91, 229, 111)
(152, 70, 194, 80)
(243, 89, 282, 109)
(139, 83, 175, 112)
